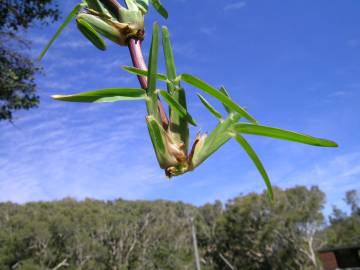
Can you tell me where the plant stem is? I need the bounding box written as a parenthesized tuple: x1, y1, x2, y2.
(128, 38, 169, 128)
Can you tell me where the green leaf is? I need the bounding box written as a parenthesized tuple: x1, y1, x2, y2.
(85, 0, 108, 14)
(159, 90, 196, 126)
(146, 116, 165, 154)
(233, 123, 338, 147)
(125, 0, 139, 11)
(150, 0, 168, 19)
(90, 0, 119, 19)
(191, 114, 241, 168)
(219, 86, 232, 114)
(146, 115, 178, 169)
(146, 23, 161, 122)
(180, 74, 257, 124)
(76, 13, 120, 44)
(52, 88, 146, 103)
(135, 0, 149, 13)
(38, 3, 82, 61)
(196, 93, 222, 120)
(162, 26, 189, 150)
(232, 133, 273, 200)
(76, 17, 106, 50)
(122, 66, 168, 81)
(162, 26, 177, 88)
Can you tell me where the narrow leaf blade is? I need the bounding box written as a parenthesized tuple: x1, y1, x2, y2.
(76, 17, 106, 50)
(233, 123, 338, 147)
(162, 26, 189, 150)
(125, 0, 139, 10)
(146, 116, 165, 154)
(233, 133, 273, 200)
(180, 74, 257, 124)
(162, 26, 177, 86)
(146, 115, 178, 169)
(146, 23, 161, 122)
(191, 115, 240, 169)
(135, 0, 149, 13)
(150, 0, 168, 19)
(219, 86, 232, 114)
(52, 88, 146, 103)
(38, 3, 82, 61)
(122, 66, 168, 81)
(77, 13, 120, 44)
(196, 93, 222, 120)
(160, 90, 197, 126)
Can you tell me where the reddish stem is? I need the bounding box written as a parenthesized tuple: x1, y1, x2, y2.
(128, 38, 169, 128)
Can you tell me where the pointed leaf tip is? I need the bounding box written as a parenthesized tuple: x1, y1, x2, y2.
(160, 90, 197, 126)
(51, 88, 146, 103)
(151, 0, 168, 18)
(180, 74, 258, 124)
(234, 123, 338, 147)
(122, 66, 168, 81)
(233, 133, 273, 200)
(196, 93, 223, 120)
(38, 3, 82, 61)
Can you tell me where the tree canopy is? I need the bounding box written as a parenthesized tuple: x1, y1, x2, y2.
(0, 186, 356, 270)
(0, 0, 59, 121)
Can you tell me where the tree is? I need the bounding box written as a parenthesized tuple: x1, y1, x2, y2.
(323, 189, 360, 247)
(201, 186, 326, 270)
(0, 0, 59, 121)
(0, 187, 335, 269)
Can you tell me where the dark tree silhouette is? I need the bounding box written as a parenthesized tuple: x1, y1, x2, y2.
(0, 0, 59, 121)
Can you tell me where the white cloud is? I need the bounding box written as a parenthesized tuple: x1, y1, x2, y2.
(224, 1, 247, 11)
(276, 152, 360, 215)
(199, 26, 217, 36)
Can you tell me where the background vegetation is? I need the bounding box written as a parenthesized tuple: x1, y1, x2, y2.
(0, 0, 59, 121)
(0, 186, 358, 270)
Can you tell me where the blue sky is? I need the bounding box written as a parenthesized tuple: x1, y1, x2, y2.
(1, 0, 359, 216)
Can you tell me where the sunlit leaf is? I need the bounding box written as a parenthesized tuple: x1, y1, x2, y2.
(125, 0, 139, 10)
(159, 90, 196, 126)
(180, 74, 257, 124)
(76, 17, 106, 50)
(85, 0, 109, 15)
(232, 133, 273, 200)
(52, 88, 146, 102)
(38, 3, 82, 60)
(196, 93, 222, 120)
(146, 115, 178, 169)
(76, 13, 120, 44)
(146, 23, 161, 122)
(233, 123, 338, 147)
(150, 0, 168, 19)
(135, 0, 149, 13)
(146, 115, 166, 154)
(122, 66, 168, 81)
(219, 86, 232, 114)
(162, 26, 177, 89)
(162, 26, 189, 149)
(191, 114, 241, 168)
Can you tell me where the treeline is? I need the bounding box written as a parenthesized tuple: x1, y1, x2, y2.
(0, 186, 358, 270)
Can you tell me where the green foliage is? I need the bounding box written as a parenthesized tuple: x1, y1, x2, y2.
(198, 186, 326, 270)
(1, 186, 351, 270)
(0, 0, 59, 121)
(0, 0, 59, 32)
(0, 199, 196, 270)
(0, 41, 40, 121)
(232, 123, 338, 147)
(52, 88, 146, 102)
(322, 190, 360, 247)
